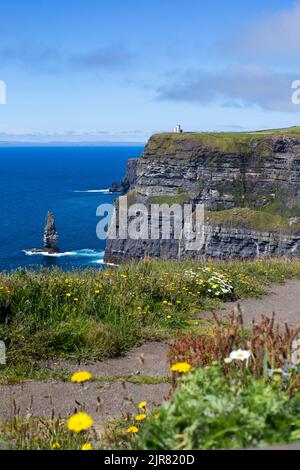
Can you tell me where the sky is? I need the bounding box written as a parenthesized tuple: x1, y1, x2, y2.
(1, 0, 300, 143)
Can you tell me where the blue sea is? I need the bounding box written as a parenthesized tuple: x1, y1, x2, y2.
(0, 146, 143, 271)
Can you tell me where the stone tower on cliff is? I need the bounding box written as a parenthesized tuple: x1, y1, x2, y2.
(43, 211, 59, 253)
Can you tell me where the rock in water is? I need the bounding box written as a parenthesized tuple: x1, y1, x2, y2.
(43, 211, 59, 253)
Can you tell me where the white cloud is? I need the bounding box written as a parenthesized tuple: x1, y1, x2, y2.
(226, 2, 300, 60)
(158, 64, 300, 112)
(0, 42, 134, 73)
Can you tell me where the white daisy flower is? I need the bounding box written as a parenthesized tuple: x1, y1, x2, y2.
(229, 349, 251, 362)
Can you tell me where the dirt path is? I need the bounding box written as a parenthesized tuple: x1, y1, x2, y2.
(1, 280, 300, 426)
(0, 342, 170, 425)
(39, 341, 169, 377)
(212, 279, 300, 326)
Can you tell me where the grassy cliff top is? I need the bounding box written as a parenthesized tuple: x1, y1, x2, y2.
(207, 207, 300, 234)
(146, 127, 300, 154)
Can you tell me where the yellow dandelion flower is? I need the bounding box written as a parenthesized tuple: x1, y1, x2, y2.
(73, 297, 79, 302)
(155, 413, 161, 420)
(82, 443, 93, 451)
(135, 414, 147, 421)
(65, 293, 71, 297)
(138, 401, 147, 409)
(126, 426, 139, 433)
(170, 362, 192, 373)
(67, 412, 93, 433)
(52, 442, 61, 449)
(95, 290, 100, 294)
(71, 371, 93, 383)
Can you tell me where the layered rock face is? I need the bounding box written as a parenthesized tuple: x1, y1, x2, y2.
(104, 130, 300, 263)
(110, 158, 138, 193)
(185, 226, 300, 260)
(105, 224, 300, 263)
(135, 134, 300, 208)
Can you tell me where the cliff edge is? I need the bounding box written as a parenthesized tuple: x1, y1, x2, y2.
(105, 128, 300, 262)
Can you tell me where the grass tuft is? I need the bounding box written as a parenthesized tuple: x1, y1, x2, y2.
(1, 259, 300, 365)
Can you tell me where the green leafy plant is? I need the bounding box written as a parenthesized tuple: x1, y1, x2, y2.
(130, 366, 300, 450)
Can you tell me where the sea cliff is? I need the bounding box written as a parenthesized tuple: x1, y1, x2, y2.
(105, 128, 300, 263)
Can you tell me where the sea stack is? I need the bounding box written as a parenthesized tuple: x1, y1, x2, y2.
(43, 211, 59, 253)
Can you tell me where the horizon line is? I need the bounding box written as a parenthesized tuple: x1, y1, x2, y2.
(0, 140, 146, 147)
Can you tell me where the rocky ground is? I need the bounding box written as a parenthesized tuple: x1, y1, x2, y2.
(1, 280, 300, 429)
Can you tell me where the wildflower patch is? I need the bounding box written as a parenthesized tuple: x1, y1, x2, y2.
(183, 267, 234, 299)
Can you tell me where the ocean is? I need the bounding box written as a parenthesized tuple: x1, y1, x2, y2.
(0, 146, 143, 271)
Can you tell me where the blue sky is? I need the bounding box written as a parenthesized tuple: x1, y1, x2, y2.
(1, 0, 300, 142)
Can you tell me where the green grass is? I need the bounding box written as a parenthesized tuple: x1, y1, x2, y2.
(207, 207, 300, 233)
(0, 364, 70, 385)
(3, 362, 300, 450)
(1, 259, 300, 364)
(148, 193, 190, 205)
(146, 126, 300, 155)
(0, 363, 168, 385)
(0, 417, 95, 450)
(127, 366, 300, 450)
(262, 198, 300, 219)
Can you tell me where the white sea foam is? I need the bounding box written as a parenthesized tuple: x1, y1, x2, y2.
(75, 249, 105, 257)
(22, 248, 119, 267)
(74, 189, 111, 194)
(23, 250, 76, 257)
(93, 259, 119, 267)
(23, 249, 105, 259)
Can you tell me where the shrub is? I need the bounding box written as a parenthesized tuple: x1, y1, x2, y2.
(131, 366, 300, 450)
(0, 417, 95, 450)
(169, 332, 217, 368)
(169, 310, 300, 378)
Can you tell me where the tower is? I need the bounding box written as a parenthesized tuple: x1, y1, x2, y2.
(174, 124, 183, 133)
